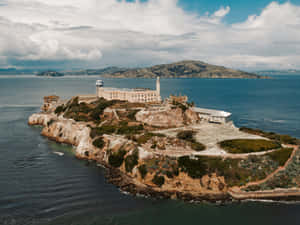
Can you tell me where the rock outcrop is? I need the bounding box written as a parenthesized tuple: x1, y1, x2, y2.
(28, 112, 228, 201)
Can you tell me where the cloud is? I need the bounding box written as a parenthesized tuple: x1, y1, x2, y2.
(0, 0, 299, 70)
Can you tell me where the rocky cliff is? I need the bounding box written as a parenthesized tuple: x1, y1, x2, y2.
(28, 112, 228, 201)
(28, 95, 300, 202)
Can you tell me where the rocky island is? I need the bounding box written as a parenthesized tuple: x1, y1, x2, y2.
(37, 70, 64, 77)
(28, 80, 300, 202)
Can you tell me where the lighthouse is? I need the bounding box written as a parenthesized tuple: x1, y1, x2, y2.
(156, 76, 161, 101)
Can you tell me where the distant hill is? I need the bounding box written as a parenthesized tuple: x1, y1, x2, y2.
(37, 71, 64, 77)
(100, 60, 266, 79)
(63, 67, 127, 76)
(256, 70, 300, 75)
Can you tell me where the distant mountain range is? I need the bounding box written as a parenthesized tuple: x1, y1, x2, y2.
(0, 61, 270, 79)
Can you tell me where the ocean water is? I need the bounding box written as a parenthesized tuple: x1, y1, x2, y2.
(0, 75, 300, 225)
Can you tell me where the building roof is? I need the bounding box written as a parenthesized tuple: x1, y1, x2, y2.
(192, 107, 232, 118)
(102, 87, 155, 92)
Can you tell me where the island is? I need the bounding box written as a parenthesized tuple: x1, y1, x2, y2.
(35, 60, 267, 79)
(100, 60, 268, 79)
(37, 70, 64, 77)
(28, 78, 299, 202)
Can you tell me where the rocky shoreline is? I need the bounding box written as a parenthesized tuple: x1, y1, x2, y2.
(28, 96, 300, 203)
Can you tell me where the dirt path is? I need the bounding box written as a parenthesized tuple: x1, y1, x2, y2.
(236, 145, 299, 190)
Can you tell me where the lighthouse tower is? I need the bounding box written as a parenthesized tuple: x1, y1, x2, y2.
(96, 80, 103, 97)
(156, 76, 161, 101)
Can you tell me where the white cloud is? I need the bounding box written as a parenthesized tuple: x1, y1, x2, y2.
(0, 0, 300, 70)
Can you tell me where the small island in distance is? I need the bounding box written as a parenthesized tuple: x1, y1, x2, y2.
(34, 60, 268, 79)
(37, 70, 64, 77)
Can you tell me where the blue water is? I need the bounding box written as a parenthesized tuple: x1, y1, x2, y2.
(0, 75, 300, 225)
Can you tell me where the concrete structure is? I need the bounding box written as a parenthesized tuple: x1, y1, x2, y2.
(192, 107, 232, 124)
(96, 77, 161, 103)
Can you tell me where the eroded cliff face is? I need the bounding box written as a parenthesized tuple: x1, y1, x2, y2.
(28, 112, 228, 201)
(135, 107, 199, 128)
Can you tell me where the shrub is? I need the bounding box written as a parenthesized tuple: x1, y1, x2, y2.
(92, 137, 105, 148)
(267, 148, 293, 166)
(125, 149, 139, 172)
(177, 130, 205, 151)
(177, 156, 207, 178)
(166, 171, 174, 178)
(138, 164, 147, 179)
(152, 174, 165, 187)
(136, 132, 166, 145)
(117, 123, 144, 135)
(55, 105, 65, 115)
(219, 139, 281, 154)
(190, 142, 206, 151)
(90, 98, 116, 121)
(177, 130, 195, 142)
(90, 125, 117, 138)
(47, 119, 55, 127)
(127, 109, 140, 121)
(73, 114, 89, 122)
(108, 149, 127, 168)
(240, 127, 299, 145)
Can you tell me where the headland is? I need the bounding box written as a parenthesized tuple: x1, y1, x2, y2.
(28, 78, 300, 202)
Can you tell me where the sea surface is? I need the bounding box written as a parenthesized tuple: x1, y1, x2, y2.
(0, 75, 300, 225)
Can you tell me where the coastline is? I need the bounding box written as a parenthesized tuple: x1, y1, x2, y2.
(28, 94, 300, 203)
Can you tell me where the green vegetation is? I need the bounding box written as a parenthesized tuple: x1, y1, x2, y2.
(47, 119, 55, 127)
(240, 127, 300, 145)
(54, 105, 65, 115)
(108, 149, 127, 168)
(124, 149, 139, 172)
(267, 148, 293, 166)
(177, 130, 195, 141)
(177, 130, 205, 151)
(136, 132, 166, 145)
(219, 139, 281, 154)
(177, 152, 292, 187)
(92, 137, 105, 148)
(90, 125, 117, 138)
(138, 164, 148, 179)
(152, 174, 165, 187)
(90, 98, 116, 121)
(190, 142, 206, 151)
(117, 122, 144, 135)
(127, 109, 140, 121)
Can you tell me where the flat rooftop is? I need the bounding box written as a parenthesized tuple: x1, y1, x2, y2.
(192, 107, 232, 118)
(102, 87, 155, 92)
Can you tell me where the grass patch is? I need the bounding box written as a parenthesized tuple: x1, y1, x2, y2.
(90, 125, 117, 138)
(117, 122, 144, 135)
(92, 137, 105, 148)
(219, 139, 281, 154)
(267, 148, 294, 166)
(124, 149, 139, 172)
(152, 174, 165, 187)
(127, 109, 140, 121)
(54, 105, 65, 115)
(108, 149, 127, 168)
(138, 164, 148, 179)
(240, 127, 300, 145)
(177, 130, 205, 152)
(136, 132, 166, 145)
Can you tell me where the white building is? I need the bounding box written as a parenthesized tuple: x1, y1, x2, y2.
(96, 77, 161, 103)
(192, 107, 232, 124)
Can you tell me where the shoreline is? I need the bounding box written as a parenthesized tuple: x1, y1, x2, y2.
(27, 95, 300, 203)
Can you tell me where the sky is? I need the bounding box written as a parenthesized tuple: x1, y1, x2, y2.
(1, 0, 300, 71)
